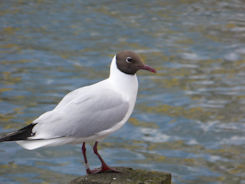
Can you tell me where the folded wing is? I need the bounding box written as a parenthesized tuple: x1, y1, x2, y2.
(32, 87, 129, 140)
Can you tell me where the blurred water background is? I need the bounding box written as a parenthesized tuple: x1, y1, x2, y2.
(0, 0, 245, 183)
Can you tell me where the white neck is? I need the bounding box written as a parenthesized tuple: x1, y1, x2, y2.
(108, 56, 138, 100)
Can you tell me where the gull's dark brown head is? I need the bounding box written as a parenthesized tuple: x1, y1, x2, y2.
(116, 51, 156, 75)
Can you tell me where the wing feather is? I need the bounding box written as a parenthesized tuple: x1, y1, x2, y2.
(32, 86, 129, 139)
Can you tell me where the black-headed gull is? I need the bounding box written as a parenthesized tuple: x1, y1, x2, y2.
(0, 51, 156, 174)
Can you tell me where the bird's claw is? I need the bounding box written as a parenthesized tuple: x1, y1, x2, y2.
(86, 167, 119, 174)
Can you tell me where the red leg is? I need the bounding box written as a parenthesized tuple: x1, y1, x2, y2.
(92, 141, 118, 173)
(82, 142, 92, 174)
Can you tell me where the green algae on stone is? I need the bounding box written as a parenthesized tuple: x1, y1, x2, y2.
(70, 167, 171, 184)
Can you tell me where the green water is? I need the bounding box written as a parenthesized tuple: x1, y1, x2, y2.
(0, 0, 245, 183)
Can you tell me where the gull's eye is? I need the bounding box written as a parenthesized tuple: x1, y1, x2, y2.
(126, 57, 133, 63)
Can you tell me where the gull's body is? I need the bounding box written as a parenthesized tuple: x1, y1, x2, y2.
(17, 56, 138, 150)
(0, 51, 156, 174)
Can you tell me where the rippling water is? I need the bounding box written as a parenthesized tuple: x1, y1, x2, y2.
(1, 0, 245, 183)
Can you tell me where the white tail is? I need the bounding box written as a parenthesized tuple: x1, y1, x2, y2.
(16, 138, 72, 150)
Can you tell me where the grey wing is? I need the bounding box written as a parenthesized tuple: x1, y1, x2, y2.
(33, 88, 129, 139)
(54, 85, 90, 110)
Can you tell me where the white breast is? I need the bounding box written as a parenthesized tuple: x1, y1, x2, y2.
(95, 56, 139, 139)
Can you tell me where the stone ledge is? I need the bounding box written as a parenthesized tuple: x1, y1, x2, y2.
(70, 167, 171, 184)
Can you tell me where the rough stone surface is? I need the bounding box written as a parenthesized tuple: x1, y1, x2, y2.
(70, 167, 171, 184)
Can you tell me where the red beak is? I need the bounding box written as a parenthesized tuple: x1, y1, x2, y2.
(138, 64, 157, 73)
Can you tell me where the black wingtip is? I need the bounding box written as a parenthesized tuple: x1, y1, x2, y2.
(0, 123, 36, 142)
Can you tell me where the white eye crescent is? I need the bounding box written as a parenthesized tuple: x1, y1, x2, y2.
(126, 57, 133, 63)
